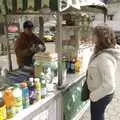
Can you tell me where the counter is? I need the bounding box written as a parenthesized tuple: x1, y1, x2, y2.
(11, 72, 89, 120)
(11, 45, 93, 120)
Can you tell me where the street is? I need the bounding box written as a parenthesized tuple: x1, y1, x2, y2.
(81, 78, 120, 120)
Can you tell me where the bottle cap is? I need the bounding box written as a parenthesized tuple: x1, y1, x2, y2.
(20, 82, 27, 88)
(29, 78, 34, 82)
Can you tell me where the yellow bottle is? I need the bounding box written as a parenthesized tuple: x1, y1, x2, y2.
(0, 92, 7, 120)
(35, 78, 41, 101)
(75, 58, 81, 73)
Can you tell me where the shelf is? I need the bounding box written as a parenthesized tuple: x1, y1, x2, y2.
(5, 12, 54, 16)
(62, 26, 81, 29)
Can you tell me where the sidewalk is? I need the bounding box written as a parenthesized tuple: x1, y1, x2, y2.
(81, 78, 120, 120)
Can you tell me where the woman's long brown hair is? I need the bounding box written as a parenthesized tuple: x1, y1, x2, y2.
(93, 25, 116, 54)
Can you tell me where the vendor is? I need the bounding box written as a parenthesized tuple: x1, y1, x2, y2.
(15, 20, 46, 68)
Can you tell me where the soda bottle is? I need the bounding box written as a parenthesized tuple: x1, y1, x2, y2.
(70, 59, 76, 73)
(66, 60, 71, 73)
(34, 78, 41, 101)
(40, 73, 47, 99)
(20, 82, 29, 109)
(0, 92, 6, 120)
(3, 88, 15, 119)
(28, 78, 36, 104)
(13, 84, 23, 113)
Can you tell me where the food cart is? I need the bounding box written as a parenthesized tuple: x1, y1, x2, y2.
(0, 0, 107, 120)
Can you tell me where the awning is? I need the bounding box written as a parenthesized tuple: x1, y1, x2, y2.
(59, 0, 107, 12)
(0, 0, 5, 15)
(0, 0, 107, 15)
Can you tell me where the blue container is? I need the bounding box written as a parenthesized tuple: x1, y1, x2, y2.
(20, 83, 29, 109)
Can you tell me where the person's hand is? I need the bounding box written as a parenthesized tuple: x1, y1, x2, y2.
(30, 44, 38, 53)
(89, 93, 96, 102)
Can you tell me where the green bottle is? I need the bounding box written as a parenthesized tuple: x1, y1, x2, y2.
(23, 0, 27, 11)
(40, 73, 47, 99)
(34, 0, 41, 11)
(28, 0, 34, 10)
(12, 0, 17, 13)
(17, 0, 23, 12)
(49, 0, 58, 11)
(34, 78, 41, 101)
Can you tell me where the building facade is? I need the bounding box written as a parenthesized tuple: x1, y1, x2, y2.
(93, 0, 120, 31)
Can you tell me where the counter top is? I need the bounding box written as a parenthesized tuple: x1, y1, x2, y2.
(61, 72, 86, 91)
(13, 91, 60, 120)
(12, 73, 86, 120)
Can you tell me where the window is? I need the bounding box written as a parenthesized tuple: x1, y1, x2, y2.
(107, 14, 114, 21)
(91, 16, 95, 21)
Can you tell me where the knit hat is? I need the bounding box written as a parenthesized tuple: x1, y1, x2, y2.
(23, 20, 33, 29)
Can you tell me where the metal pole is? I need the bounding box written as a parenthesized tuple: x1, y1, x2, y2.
(4, 15, 12, 71)
(39, 16, 44, 40)
(104, 10, 107, 23)
(57, 12, 63, 87)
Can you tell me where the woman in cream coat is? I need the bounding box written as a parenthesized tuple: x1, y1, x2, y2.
(87, 25, 120, 120)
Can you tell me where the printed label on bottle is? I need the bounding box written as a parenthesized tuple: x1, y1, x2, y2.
(71, 63, 75, 70)
(7, 107, 15, 119)
(0, 105, 7, 120)
(41, 88, 47, 98)
(14, 97, 22, 113)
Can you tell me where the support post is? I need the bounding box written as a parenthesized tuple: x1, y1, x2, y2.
(4, 15, 12, 71)
(39, 16, 44, 40)
(104, 9, 107, 23)
(57, 12, 63, 87)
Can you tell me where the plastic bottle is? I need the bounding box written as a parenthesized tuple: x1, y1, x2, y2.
(70, 59, 76, 73)
(40, 73, 47, 99)
(28, 78, 36, 104)
(20, 82, 29, 109)
(34, 78, 41, 101)
(75, 58, 81, 73)
(0, 92, 6, 120)
(13, 84, 23, 113)
(66, 60, 71, 73)
(3, 88, 15, 119)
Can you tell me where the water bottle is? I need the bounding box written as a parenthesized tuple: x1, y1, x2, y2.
(28, 78, 36, 104)
(20, 82, 29, 109)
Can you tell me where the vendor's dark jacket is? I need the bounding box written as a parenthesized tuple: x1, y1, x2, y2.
(15, 32, 45, 67)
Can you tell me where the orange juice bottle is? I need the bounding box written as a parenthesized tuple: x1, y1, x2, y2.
(3, 88, 15, 119)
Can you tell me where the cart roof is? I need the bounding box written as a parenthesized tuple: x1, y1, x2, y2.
(59, 0, 107, 12)
(0, 0, 108, 15)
